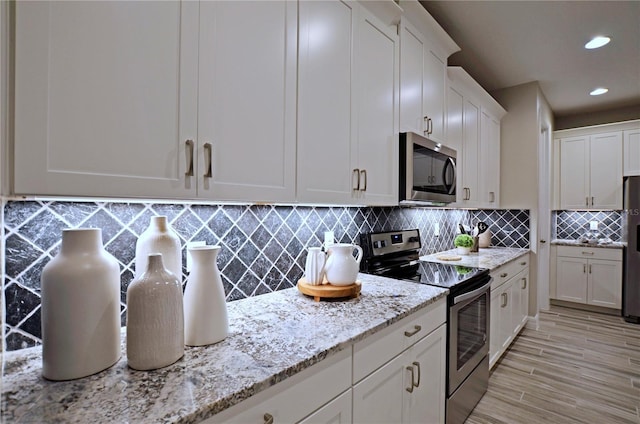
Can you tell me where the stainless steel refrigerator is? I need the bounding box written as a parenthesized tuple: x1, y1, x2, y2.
(624, 176, 640, 323)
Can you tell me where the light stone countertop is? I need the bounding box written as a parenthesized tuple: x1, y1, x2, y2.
(1, 273, 448, 424)
(551, 239, 626, 249)
(420, 246, 530, 270)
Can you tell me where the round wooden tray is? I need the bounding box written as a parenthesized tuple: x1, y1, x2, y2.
(297, 278, 361, 302)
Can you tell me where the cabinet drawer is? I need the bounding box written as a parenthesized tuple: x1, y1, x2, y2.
(491, 254, 529, 290)
(557, 246, 622, 261)
(207, 348, 351, 423)
(352, 299, 446, 384)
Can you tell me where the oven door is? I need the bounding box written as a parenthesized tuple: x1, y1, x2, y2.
(448, 278, 491, 395)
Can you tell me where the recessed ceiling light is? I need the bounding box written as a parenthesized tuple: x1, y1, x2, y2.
(590, 87, 608, 96)
(585, 36, 611, 49)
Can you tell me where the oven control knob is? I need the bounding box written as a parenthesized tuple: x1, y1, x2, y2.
(373, 240, 386, 249)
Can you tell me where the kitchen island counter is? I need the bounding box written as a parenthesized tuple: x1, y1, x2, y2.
(1, 273, 447, 424)
(421, 246, 530, 270)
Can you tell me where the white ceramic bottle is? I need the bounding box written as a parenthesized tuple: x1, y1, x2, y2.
(126, 253, 184, 370)
(183, 245, 229, 346)
(40, 228, 121, 381)
(135, 216, 182, 280)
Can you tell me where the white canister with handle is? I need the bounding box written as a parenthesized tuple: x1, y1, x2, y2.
(324, 243, 363, 286)
(304, 247, 326, 285)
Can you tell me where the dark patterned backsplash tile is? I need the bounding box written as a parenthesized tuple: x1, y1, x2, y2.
(2, 199, 529, 351)
(554, 211, 623, 241)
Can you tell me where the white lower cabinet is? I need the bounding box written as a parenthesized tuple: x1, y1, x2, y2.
(554, 246, 622, 309)
(208, 298, 447, 424)
(299, 390, 353, 424)
(353, 325, 446, 424)
(489, 254, 529, 369)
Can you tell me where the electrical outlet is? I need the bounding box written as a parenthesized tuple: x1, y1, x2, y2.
(589, 221, 598, 231)
(324, 231, 334, 248)
(434, 222, 440, 237)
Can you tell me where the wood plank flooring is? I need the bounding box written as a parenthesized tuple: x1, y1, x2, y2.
(467, 305, 640, 424)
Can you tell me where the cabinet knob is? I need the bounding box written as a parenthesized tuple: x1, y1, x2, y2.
(404, 325, 422, 338)
(264, 413, 274, 424)
(540, 240, 547, 244)
(185, 139, 194, 177)
(500, 273, 508, 278)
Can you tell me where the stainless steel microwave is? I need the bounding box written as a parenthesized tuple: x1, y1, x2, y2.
(399, 132, 457, 205)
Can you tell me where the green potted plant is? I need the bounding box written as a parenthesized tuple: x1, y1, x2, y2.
(454, 234, 474, 255)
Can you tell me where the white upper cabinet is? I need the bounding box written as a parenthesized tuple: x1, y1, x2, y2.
(558, 131, 623, 209)
(198, 1, 297, 202)
(297, 0, 356, 204)
(297, 0, 400, 205)
(447, 67, 506, 208)
(14, 1, 199, 198)
(624, 125, 640, 176)
(398, 0, 459, 145)
(15, 1, 296, 202)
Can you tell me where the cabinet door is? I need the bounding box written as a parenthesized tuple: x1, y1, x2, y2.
(560, 136, 589, 209)
(299, 390, 353, 424)
(297, 0, 356, 204)
(556, 257, 587, 303)
(423, 49, 446, 144)
(461, 97, 481, 204)
(353, 354, 404, 424)
(489, 287, 502, 368)
(498, 281, 514, 351)
(481, 110, 501, 207)
(14, 1, 199, 198)
(590, 132, 623, 209)
(355, 6, 399, 205)
(624, 128, 640, 176)
(400, 20, 426, 135)
(587, 259, 622, 308)
(198, 1, 297, 202)
(404, 325, 446, 424)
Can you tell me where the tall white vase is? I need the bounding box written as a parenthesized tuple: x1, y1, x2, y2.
(183, 246, 229, 346)
(135, 216, 182, 281)
(40, 228, 121, 381)
(126, 254, 184, 370)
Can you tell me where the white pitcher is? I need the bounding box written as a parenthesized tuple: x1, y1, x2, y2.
(304, 247, 326, 285)
(324, 243, 363, 286)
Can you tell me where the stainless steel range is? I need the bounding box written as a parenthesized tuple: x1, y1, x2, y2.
(360, 229, 491, 424)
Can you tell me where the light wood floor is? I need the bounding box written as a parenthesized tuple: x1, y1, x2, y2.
(467, 305, 640, 424)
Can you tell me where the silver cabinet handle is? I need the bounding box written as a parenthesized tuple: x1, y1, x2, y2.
(428, 118, 433, 134)
(520, 262, 527, 266)
(586, 197, 589, 207)
(406, 366, 415, 393)
(522, 277, 527, 289)
(185, 139, 194, 177)
(583, 264, 587, 273)
(423, 116, 429, 135)
(404, 325, 422, 337)
(591, 196, 594, 206)
(353, 168, 360, 191)
(412, 361, 421, 388)
(263, 413, 274, 424)
(589, 264, 592, 274)
(501, 292, 508, 307)
(360, 169, 367, 191)
(490, 191, 495, 203)
(581, 251, 594, 256)
(203, 143, 212, 178)
(500, 273, 508, 278)
(540, 239, 547, 244)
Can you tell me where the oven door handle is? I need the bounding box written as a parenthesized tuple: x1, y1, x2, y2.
(453, 279, 492, 305)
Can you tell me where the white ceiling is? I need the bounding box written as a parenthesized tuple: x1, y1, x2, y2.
(419, 1, 640, 118)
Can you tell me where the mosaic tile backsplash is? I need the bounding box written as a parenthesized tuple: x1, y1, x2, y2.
(554, 210, 623, 241)
(2, 200, 529, 351)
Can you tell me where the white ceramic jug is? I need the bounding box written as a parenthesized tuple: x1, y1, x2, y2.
(324, 243, 363, 286)
(304, 247, 326, 285)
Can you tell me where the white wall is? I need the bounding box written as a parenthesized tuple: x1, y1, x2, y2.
(491, 81, 554, 316)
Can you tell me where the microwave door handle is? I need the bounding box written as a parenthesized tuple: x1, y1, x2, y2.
(443, 157, 456, 194)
